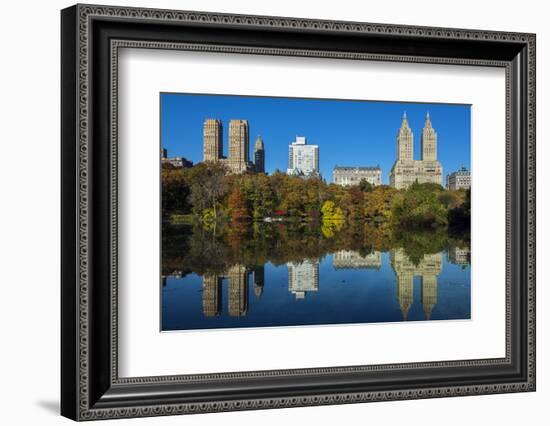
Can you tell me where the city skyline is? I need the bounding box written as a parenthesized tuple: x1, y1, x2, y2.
(161, 93, 471, 185)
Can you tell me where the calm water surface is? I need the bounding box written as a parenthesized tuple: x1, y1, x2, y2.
(161, 224, 470, 331)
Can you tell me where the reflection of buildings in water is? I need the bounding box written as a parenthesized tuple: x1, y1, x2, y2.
(164, 270, 184, 278)
(420, 275, 438, 321)
(390, 249, 442, 320)
(252, 266, 265, 298)
(333, 250, 382, 270)
(287, 260, 319, 299)
(447, 246, 471, 266)
(227, 265, 248, 317)
(201, 264, 262, 317)
(161, 270, 184, 287)
(202, 274, 222, 317)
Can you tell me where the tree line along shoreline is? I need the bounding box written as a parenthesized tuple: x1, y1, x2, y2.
(162, 161, 470, 231)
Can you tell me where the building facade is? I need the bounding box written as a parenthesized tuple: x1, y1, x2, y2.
(333, 166, 381, 187)
(333, 250, 382, 270)
(226, 119, 250, 173)
(446, 166, 471, 190)
(161, 148, 193, 168)
(447, 246, 471, 266)
(202, 118, 256, 174)
(253, 135, 265, 173)
(389, 112, 443, 189)
(287, 136, 320, 178)
(203, 119, 223, 162)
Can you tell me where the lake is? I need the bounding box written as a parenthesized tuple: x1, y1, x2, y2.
(161, 222, 470, 331)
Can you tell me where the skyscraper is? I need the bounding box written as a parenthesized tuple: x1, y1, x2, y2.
(287, 136, 319, 178)
(421, 112, 437, 161)
(228, 119, 250, 173)
(203, 119, 223, 162)
(397, 112, 413, 161)
(389, 112, 443, 189)
(253, 135, 265, 173)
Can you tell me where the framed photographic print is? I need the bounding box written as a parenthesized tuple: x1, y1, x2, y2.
(61, 4, 536, 421)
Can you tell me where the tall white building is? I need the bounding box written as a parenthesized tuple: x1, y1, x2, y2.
(287, 136, 320, 178)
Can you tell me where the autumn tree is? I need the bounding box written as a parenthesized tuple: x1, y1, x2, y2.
(321, 200, 345, 222)
(228, 185, 250, 222)
(189, 162, 228, 220)
(278, 177, 305, 217)
(241, 173, 276, 219)
(363, 185, 397, 223)
(341, 186, 364, 220)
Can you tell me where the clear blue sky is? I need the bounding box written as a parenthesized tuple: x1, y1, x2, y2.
(160, 93, 471, 184)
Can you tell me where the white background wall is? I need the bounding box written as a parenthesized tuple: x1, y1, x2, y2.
(0, 0, 547, 424)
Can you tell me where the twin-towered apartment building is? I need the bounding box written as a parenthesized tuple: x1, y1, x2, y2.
(389, 112, 443, 189)
(203, 118, 265, 174)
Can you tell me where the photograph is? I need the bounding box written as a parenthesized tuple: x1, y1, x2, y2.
(160, 94, 472, 331)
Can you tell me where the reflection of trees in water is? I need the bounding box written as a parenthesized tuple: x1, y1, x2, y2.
(162, 222, 470, 322)
(162, 221, 469, 276)
(391, 228, 447, 266)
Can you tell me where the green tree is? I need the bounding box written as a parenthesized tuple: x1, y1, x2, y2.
(241, 173, 276, 219)
(391, 183, 448, 229)
(359, 179, 374, 192)
(448, 188, 471, 231)
(161, 169, 191, 216)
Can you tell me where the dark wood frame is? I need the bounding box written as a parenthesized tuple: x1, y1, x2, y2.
(61, 4, 536, 421)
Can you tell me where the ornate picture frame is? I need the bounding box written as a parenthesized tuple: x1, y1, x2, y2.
(61, 4, 535, 421)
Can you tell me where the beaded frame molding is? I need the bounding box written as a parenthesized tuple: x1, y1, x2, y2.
(61, 4, 536, 421)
